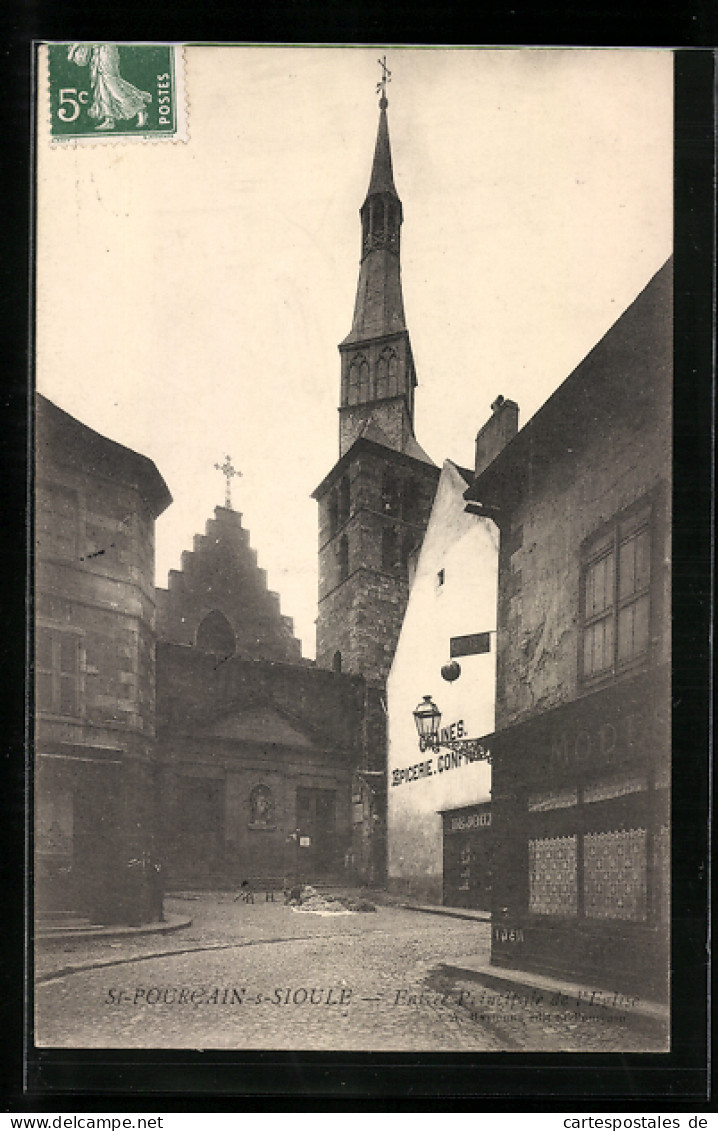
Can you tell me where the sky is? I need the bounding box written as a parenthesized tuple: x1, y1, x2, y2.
(36, 46, 673, 658)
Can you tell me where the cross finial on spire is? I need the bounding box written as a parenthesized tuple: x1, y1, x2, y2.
(376, 55, 391, 109)
(214, 454, 242, 510)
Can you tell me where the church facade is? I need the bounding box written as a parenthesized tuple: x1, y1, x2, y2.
(154, 504, 380, 888)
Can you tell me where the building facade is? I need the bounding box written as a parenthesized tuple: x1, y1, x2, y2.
(386, 459, 499, 907)
(35, 395, 171, 925)
(465, 260, 672, 1000)
(154, 504, 380, 888)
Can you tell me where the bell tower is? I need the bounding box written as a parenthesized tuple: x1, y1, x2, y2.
(313, 67, 439, 685)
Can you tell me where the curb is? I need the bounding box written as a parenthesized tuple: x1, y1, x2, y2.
(398, 902, 491, 923)
(438, 959, 669, 1031)
(35, 915, 193, 945)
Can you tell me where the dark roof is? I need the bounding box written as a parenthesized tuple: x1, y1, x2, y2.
(36, 394, 172, 517)
(365, 106, 399, 200)
(312, 433, 440, 500)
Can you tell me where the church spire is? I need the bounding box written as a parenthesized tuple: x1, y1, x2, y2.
(340, 64, 407, 344)
(336, 63, 428, 460)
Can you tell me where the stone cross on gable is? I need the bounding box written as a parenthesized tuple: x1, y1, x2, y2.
(214, 454, 242, 510)
(376, 55, 391, 108)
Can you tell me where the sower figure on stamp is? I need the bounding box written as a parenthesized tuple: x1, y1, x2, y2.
(68, 44, 151, 130)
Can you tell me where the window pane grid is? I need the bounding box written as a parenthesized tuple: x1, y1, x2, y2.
(581, 506, 652, 682)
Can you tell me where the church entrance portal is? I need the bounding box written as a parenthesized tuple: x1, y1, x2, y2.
(296, 787, 337, 879)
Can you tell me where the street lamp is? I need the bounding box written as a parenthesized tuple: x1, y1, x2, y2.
(412, 695, 492, 762)
(412, 695, 442, 752)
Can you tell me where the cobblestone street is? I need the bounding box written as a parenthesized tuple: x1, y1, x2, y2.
(34, 894, 665, 1052)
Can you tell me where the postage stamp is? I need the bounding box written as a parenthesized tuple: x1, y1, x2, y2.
(46, 42, 187, 143)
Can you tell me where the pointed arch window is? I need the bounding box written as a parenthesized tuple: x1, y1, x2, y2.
(358, 357, 370, 401)
(348, 355, 369, 404)
(376, 352, 388, 399)
(338, 475, 350, 526)
(196, 610, 236, 658)
(388, 350, 399, 395)
(376, 347, 398, 398)
(337, 534, 349, 582)
(328, 488, 339, 537)
(381, 468, 401, 517)
(372, 198, 385, 241)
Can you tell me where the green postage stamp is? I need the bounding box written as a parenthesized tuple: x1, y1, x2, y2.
(46, 43, 187, 142)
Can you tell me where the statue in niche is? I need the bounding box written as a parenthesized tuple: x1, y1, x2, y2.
(249, 784, 273, 828)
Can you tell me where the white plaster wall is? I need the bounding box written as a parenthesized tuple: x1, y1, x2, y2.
(386, 460, 499, 898)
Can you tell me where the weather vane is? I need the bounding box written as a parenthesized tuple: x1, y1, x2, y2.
(376, 55, 391, 108)
(214, 454, 242, 510)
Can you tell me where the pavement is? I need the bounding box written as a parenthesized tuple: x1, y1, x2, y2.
(33, 889, 668, 1051)
(35, 913, 193, 944)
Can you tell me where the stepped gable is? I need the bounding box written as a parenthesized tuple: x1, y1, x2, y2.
(155, 505, 302, 663)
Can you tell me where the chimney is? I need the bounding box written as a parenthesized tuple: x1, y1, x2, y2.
(474, 396, 519, 478)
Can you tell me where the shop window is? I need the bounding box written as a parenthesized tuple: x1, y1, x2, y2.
(583, 828, 647, 922)
(528, 835, 578, 916)
(196, 610, 236, 658)
(581, 502, 652, 683)
(35, 626, 81, 717)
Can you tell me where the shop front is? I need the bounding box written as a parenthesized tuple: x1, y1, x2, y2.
(490, 666, 670, 1001)
(441, 802, 492, 911)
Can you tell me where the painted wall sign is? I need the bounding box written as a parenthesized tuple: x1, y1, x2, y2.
(450, 632, 491, 658)
(448, 811, 491, 832)
(391, 733, 491, 787)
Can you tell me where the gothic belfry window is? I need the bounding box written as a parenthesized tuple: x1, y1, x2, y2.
(381, 468, 401, 516)
(386, 199, 399, 249)
(348, 359, 359, 405)
(372, 198, 385, 242)
(337, 534, 349, 581)
(388, 350, 399, 394)
(328, 489, 339, 537)
(358, 357, 370, 401)
(402, 477, 420, 524)
(348, 355, 369, 404)
(376, 347, 398, 398)
(338, 475, 350, 526)
(376, 352, 388, 399)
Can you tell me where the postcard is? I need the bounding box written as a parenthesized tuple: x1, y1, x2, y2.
(33, 44, 676, 1061)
